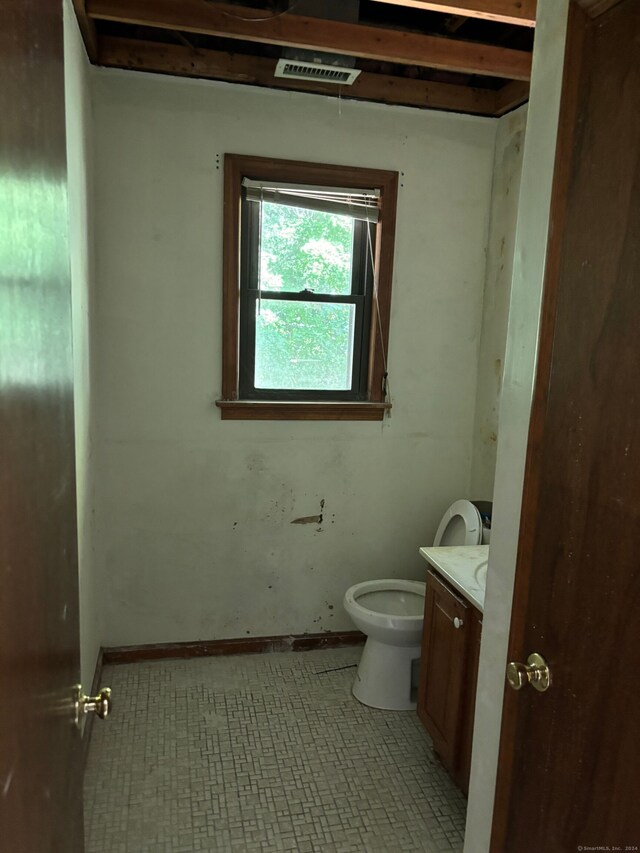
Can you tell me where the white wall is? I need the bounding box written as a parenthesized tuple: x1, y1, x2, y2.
(63, 1, 100, 691)
(464, 2, 570, 851)
(470, 105, 527, 500)
(91, 71, 497, 647)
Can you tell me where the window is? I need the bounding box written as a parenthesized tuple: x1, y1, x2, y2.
(218, 155, 398, 420)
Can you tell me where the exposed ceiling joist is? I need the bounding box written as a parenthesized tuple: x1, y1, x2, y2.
(575, 0, 623, 16)
(494, 78, 529, 115)
(368, 0, 536, 27)
(86, 0, 532, 80)
(72, 0, 98, 60)
(98, 36, 502, 115)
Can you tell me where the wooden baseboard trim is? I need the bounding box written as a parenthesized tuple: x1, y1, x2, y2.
(82, 647, 104, 771)
(103, 630, 365, 665)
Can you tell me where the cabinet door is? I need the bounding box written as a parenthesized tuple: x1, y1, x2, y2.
(457, 610, 483, 794)
(417, 569, 470, 773)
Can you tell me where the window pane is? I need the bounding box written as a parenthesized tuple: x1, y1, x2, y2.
(255, 300, 355, 390)
(259, 202, 354, 295)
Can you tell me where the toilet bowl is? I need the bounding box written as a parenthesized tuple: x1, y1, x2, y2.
(344, 499, 482, 711)
(344, 579, 426, 710)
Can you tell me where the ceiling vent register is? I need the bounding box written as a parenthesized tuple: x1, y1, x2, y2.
(274, 58, 361, 86)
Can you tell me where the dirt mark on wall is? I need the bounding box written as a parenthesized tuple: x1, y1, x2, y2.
(291, 498, 325, 526)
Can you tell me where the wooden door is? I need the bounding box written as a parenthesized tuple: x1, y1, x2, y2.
(0, 1, 84, 851)
(418, 570, 470, 774)
(492, 1, 640, 849)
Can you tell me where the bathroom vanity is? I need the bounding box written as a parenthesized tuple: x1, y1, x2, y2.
(416, 545, 488, 794)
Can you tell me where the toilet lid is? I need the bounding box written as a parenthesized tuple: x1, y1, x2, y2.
(433, 500, 482, 547)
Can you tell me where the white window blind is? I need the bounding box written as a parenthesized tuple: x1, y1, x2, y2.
(242, 178, 380, 223)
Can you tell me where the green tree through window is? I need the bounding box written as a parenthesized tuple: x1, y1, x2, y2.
(255, 203, 357, 390)
(259, 202, 353, 294)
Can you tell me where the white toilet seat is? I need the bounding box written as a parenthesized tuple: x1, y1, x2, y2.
(433, 499, 482, 547)
(344, 579, 426, 633)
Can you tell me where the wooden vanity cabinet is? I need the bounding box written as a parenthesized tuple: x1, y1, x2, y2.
(417, 569, 482, 794)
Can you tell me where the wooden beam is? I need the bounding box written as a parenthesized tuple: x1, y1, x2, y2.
(72, 0, 98, 60)
(369, 0, 536, 27)
(494, 79, 529, 115)
(574, 0, 624, 17)
(87, 0, 532, 80)
(98, 36, 500, 115)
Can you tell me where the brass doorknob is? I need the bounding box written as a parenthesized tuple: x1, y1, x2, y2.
(73, 686, 113, 726)
(506, 652, 551, 693)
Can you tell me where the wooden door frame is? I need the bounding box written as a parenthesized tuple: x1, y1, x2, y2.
(490, 0, 628, 848)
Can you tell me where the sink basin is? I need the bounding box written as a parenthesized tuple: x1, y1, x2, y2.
(474, 560, 488, 585)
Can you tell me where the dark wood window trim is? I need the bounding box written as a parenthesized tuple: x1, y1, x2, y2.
(217, 153, 398, 421)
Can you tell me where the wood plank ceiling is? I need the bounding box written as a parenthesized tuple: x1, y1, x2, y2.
(74, 0, 536, 116)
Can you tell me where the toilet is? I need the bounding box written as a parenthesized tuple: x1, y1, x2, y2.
(343, 499, 483, 710)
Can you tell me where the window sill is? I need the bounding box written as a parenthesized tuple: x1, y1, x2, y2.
(215, 400, 391, 421)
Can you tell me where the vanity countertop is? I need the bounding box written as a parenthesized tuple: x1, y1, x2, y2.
(418, 545, 489, 613)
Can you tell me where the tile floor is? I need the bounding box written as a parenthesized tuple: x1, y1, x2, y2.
(85, 647, 466, 853)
